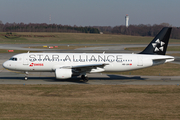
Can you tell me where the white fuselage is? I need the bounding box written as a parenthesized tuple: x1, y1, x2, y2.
(3, 53, 174, 73)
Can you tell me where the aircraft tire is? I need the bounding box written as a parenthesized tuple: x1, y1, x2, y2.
(83, 78, 88, 83)
(81, 75, 88, 83)
(24, 76, 28, 81)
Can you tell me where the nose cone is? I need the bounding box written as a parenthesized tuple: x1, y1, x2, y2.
(3, 61, 8, 69)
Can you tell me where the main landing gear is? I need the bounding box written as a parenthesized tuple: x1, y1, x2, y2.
(81, 75, 88, 83)
(24, 71, 28, 80)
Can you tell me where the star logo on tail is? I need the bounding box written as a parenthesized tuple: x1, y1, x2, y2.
(152, 39, 165, 52)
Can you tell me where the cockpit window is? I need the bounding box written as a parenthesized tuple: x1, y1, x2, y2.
(9, 57, 17, 61)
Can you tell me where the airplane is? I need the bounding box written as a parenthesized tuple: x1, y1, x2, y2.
(2, 27, 174, 82)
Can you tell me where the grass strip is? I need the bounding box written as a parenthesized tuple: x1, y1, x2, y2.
(1, 32, 180, 44)
(0, 85, 180, 120)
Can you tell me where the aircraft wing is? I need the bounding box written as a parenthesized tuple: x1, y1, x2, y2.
(61, 63, 109, 69)
(72, 63, 109, 69)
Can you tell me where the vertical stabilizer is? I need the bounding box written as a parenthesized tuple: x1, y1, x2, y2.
(139, 27, 172, 55)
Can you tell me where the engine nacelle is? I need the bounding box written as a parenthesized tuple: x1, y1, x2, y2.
(55, 68, 72, 79)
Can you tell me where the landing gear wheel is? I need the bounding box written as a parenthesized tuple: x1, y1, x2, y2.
(24, 76, 28, 80)
(83, 78, 88, 83)
(24, 71, 29, 81)
(81, 75, 89, 83)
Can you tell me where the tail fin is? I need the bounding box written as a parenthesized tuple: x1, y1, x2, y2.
(139, 27, 172, 55)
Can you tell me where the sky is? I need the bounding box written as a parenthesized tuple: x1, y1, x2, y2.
(0, 0, 180, 27)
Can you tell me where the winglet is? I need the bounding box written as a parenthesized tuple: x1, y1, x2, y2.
(139, 27, 172, 55)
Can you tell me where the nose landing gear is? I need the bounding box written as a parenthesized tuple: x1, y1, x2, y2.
(24, 71, 28, 80)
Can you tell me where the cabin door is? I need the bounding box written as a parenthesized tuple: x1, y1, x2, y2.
(23, 55, 29, 65)
(137, 56, 143, 66)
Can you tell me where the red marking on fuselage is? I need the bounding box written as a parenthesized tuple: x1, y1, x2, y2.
(29, 63, 44, 67)
(29, 63, 33, 67)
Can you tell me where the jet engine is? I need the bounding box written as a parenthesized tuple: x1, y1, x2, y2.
(55, 68, 72, 79)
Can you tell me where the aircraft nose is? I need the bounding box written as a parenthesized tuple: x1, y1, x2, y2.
(2, 61, 8, 69)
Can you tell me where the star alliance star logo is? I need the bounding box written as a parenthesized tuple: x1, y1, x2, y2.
(152, 39, 165, 52)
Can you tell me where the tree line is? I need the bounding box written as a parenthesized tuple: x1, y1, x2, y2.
(0, 21, 180, 39)
(0, 22, 100, 33)
(94, 23, 180, 39)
